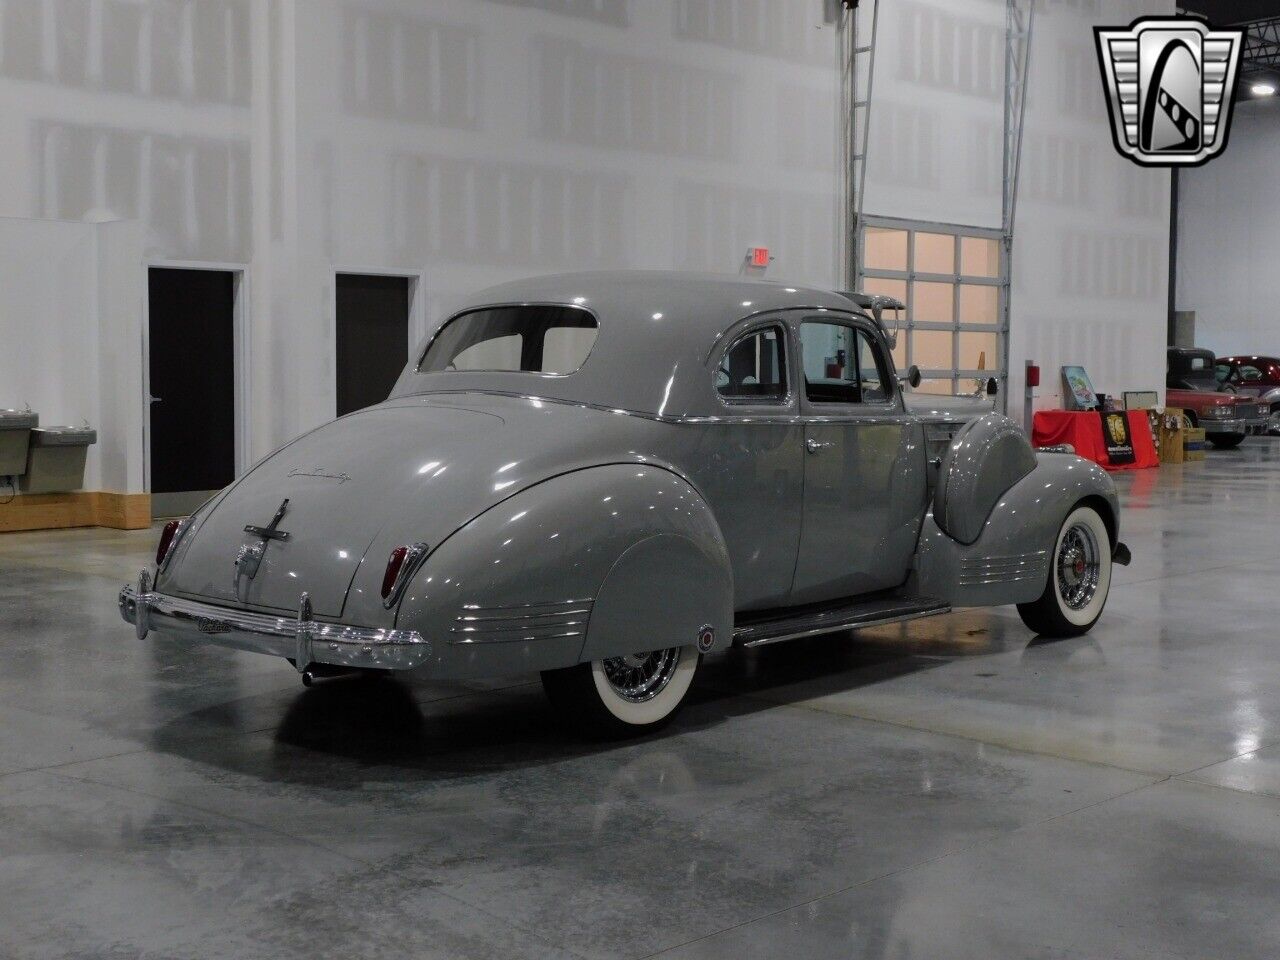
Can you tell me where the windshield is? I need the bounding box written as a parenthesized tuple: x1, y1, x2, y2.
(420, 305, 598, 375)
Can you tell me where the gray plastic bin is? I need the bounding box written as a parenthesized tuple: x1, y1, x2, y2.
(0, 409, 38, 477)
(19, 426, 97, 493)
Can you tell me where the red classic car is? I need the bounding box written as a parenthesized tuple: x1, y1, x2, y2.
(1215, 355, 1280, 435)
(1166, 347, 1269, 449)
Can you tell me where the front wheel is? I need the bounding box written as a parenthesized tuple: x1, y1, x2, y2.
(1017, 505, 1113, 638)
(541, 645, 699, 737)
(1208, 433, 1245, 449)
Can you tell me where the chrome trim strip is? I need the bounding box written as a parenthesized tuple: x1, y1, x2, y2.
(451, 619, 588, 635)
(390, 389, 928, 427)
(958, 550, 1048, 587)
(119, 580, 431, 671)
(460, 597, 592, 610)
(457, 608, 592, 623)
(448, 629, 585, 645)
(449, 598, 594, 645)
(737, 606, 947, 648)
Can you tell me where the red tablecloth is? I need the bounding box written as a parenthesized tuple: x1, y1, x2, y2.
(1032, 410, 1159, 471)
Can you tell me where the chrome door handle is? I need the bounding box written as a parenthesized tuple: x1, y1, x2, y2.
(806, 438, 834, 454)
(147, 395, 162, 403)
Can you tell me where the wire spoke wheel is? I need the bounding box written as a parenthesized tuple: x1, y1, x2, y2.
(1055, 522, 1101, 610)
(1018, 504, 1112, 638)
(600, 648, 682, 703)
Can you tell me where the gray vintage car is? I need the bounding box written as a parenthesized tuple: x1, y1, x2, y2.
(120, 273, 1130, 734)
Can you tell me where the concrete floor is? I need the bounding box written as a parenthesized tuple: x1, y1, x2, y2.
(3, 443, 1280, 959)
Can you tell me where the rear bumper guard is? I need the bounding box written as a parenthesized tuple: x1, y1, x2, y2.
(118, 570, 431, 672)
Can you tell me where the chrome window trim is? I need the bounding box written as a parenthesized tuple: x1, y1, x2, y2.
(389, 389, 939, 426)
(797, 313, 900, 412)
(712, 319, 796, 410)
(414, 301, 601, 376)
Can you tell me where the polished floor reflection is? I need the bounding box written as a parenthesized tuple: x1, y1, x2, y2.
(3, 443, 1280, 958)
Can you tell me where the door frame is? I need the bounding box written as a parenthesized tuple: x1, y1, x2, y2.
(331, 267, 424, 416)
(142, 260, 251, 496)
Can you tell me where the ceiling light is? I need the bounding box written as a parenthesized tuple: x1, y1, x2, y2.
(1252, 82, 1276, 96)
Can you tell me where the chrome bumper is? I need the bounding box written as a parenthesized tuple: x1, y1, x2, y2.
(1202, 417, 1268, 436)
(118, 570, 431, 672)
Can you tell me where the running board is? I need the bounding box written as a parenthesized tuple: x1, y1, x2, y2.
(733, 595, 951, 648)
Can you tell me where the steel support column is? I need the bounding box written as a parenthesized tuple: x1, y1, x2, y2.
(1003, 0, 1034, 424)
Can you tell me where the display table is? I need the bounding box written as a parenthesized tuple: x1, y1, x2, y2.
(1032, 410, 1159, 471)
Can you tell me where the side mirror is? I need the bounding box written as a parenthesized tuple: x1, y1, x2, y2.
(898, 364, 922, 389)
(986, 377, 999, 397)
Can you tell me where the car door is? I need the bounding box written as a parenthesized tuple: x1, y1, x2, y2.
(790, 314, 928, 605)
(689, 319, 805, 612)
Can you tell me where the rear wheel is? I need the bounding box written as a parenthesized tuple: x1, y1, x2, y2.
(541, 645, 698, 737)
(1017, 505, 1112, 638)
(1208, 433, 1244, 449)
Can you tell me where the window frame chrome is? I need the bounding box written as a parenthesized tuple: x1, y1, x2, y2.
(797, 312, 901, 415)
(413, 301, 601, 378)
(711, 318, 795, 409)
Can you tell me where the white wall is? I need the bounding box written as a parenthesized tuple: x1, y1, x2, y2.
(1176, 99, 1280, 356)
(0, 0, 847, 486)
(863, 0, 1005, 229)
(281, 0, 846, 448)
(0, 0, 1180, 497)
(0, 216, 143, 491)
(1007, 0, 1172, 421)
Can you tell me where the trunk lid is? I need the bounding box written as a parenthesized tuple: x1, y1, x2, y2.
(168, 401, 507, 617)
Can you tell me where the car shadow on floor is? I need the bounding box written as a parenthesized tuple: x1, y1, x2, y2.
(146, 616, 1049, 786)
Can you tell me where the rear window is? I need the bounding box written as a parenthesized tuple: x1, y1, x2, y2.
(420, 305, 598, 375)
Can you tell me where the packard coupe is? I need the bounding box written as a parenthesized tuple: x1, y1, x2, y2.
(120, 273, 1130, 734)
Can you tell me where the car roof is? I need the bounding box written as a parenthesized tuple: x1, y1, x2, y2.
(391, 271, 866, 417)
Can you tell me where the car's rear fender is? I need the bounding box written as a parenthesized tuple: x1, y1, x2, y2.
(393, 463, 732, 680)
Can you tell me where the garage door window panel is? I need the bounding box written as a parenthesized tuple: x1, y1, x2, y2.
(858, 218, 1006, 396)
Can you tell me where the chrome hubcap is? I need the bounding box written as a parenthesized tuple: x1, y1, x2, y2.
(1057, 523, 1101, 610)
(601, 647, 682, 702)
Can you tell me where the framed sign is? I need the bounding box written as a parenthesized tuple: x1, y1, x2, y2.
(1061, 366, 1099, 411)
(1123, 390, 1159, 410)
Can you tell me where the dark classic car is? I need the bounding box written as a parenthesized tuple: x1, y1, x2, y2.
(1215, 355, 1280, 435)
(1166, 347, 1269, 448)
(120, 274, 1129, 736)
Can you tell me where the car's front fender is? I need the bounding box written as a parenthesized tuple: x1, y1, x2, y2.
(913, 452, 1119, 608)
(394, 463, 732, 680)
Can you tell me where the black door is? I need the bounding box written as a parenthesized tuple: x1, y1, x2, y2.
(336, 273, 410, 416)
(148, 268, 236, 513)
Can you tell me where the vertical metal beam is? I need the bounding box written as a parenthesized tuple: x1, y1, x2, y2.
(1003, 0, 1033, 237)
(844, 0, 880, 289)
(1003, 0, 1034, 418)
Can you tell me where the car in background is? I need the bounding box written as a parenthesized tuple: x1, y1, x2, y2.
(1215, 355, 1280, 435)
(1167, 347, 1269, 449)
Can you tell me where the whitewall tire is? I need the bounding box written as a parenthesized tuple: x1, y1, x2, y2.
(1017, 505, 1112, 637)
(541, 645, 699, 737)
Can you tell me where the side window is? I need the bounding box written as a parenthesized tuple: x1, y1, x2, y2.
(856, 330, 890, 402)
(801, 321, 892, 404)
(716, 326, 787, 401)
(1215, 363, 1232, 385)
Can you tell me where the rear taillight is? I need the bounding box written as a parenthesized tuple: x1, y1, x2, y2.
(381, 542, 429, 608)
(155, 519, 184, 567)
